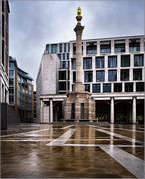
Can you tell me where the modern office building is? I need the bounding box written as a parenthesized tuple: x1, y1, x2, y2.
(9, 56, 34, 123)
(0, 0, 10, 103)
(37, 34, 144, 124)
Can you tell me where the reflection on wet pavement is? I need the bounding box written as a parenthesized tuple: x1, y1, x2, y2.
(1, 123, 144, 178)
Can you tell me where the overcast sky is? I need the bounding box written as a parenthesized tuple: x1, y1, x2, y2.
(9, 0, 144, 90)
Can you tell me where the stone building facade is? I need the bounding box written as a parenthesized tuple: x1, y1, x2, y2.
(9, 56, 34, 123)
(37, 35, 144, 124)
(0, 0, 10, 103)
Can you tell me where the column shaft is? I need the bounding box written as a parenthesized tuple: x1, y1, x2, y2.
(110, 97, 114, 124)
(50, 99, 53, 123)
(132, 97, 136, 124)
(40, 99, 43, 123)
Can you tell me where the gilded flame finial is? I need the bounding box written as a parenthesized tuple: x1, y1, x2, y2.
(76, 7, 82, 23)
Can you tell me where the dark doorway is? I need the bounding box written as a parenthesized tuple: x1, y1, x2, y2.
(96, 101, 110, 122)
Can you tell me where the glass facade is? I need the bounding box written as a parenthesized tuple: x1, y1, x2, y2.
(85, 84, 90, 92)
(129, 42, 140, 52)
(72, 59, 76, 70)
(115, 43, 125, 53)
(51, 44, 57, 53)
(134, 54, 143, 66)
(100, 44, 111, 53)
(121, 55, 130, 67)
(108, 56, 117, 68)
(125, 83, 133, 92)
(84, 71, 93, 82)
(133, 69, 142, 80)
(83, 58, 92, 69)
(92, 84, 100, 93)
(86, 45, 97, 54)
(121, 69, 129, 81)
(103, 84, 111, 92)
(59, 82, 66, 90)
(60, 61, 69, 69)
(114, 83, 122, 92)
(96, 57, 104, 68)
(108, 70, 117, 81)
(136, 82, 144, 92)
(96, 71, 105, 82)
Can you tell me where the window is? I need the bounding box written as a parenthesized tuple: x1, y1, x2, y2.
(136, 82, 144, 92)
(83, 58, 92, 69)
(121, 69, 129, 81)
(108, 70, 117, 81)
(51, 44, 57, 53)
(100, 44, 111, 53)
(114, 83, 122, 92)
(60, 61, 69, 69)
(9, 87, 14, 94)
(9, 79, 14, 87)
(108, 56, 117, 68)
(73, 72, 76, 83)
(96, 71, 105, 82)
(59, 71, 66, 80)
(125, 83, 133, 92)
(121, 55, 130, 67)
(71, 103, 75, 119)
(68, 43, 70, 52)
(59, 44, 62, 53)
(86, 45, 97, 54)
(72, 59, 76, 70)
(92, 84, 100, 93)
(9, 62, 14, 69)
(85, 84, 90, 92)
(9, 95, 14, 104)
(115, 43, 125, 53)
(96, 57, 104, 68)
(67, 53, 69, 60)
(64, 43, 66, 52)
(9, 70, 14, 78)
(129, 41, 140, 52)
(133, 69, 142, 80)
(73, 45, 76, 55)
(134, 54, 143, 66)
(103, 84, 111, 93)
(84, 71, 93, 82)
(59, 82, 66, 90)
(81, 103, 84, 119)
(58, 54, 61, 60)
(63, 53, 65, 60)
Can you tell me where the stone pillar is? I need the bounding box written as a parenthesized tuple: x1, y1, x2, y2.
(110, 97, 114, 124)
(132, 97, 136, 124)
(50, 99, 53, 123)
(40, 99, 43, 123)
(74, 24, 85, 92)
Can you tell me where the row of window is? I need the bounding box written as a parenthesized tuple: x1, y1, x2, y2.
(85, 82, 144, 93)
(46, 43, 70, 54)
(71, 54, 144, 70)
(58, 53, 69, 60)
(73, 41, 142, 55)
(71, 69, 143, 83)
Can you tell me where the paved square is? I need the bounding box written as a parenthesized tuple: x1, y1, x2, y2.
(1, 123, 144, 178)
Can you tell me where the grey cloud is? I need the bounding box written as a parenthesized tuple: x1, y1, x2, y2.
(9, 0, 144, 90)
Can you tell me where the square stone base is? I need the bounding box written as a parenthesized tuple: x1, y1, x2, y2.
(63, 91, 95, 122)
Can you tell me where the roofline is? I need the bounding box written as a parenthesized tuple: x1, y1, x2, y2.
(45, 35, 144, 46)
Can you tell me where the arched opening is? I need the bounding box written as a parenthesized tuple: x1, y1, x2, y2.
(114, 100, 132, 124)
(95, 101, 110, 122)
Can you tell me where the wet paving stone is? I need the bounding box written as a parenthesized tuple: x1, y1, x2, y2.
(1, 123, 144, 178)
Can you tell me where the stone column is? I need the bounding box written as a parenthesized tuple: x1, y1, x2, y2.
(40, 99, 43, 123)
(110, 97, 114, 124)
(132, 97, 136, 124)
(50, 99, 53, 123)
(74, 24, 85, 92)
